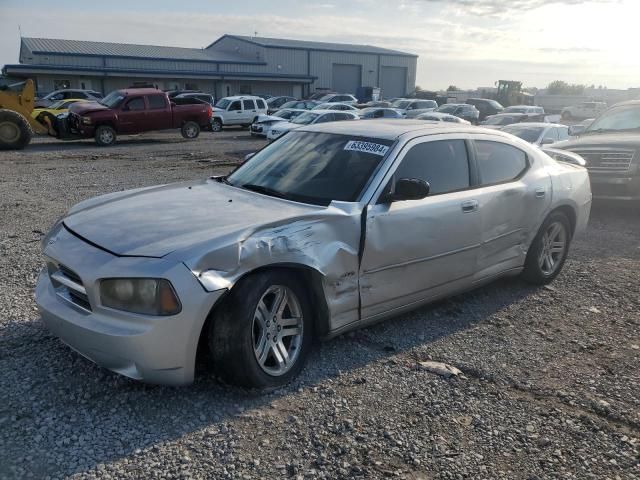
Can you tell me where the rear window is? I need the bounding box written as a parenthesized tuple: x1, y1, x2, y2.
(243, 100, 255, 110)
(257, 99, 267, 109)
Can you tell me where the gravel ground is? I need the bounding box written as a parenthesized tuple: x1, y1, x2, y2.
(0, 131, 638, 479)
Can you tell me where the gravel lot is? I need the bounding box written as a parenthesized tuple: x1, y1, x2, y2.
(0, 131, 638, 479)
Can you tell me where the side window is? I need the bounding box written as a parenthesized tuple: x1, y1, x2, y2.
(243, 100, 255, 110)
(315, 113, 334, 123)
(557, 126, 569, 140)
(147, 95, 166, 109)
(125, 97, 145, 111)
(475, 141, 528, 185)
(229, 101, 241, 111)
(393, 140, 470, 195)
(257, 99, 267, 109)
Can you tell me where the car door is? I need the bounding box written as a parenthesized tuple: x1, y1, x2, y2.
(469, 138, 551, 280)
(242, 99, 257, 123)
(225, 100, 243, 125)
(118, 96, 147, 134)
(359, 136, 482, 319)
(146, 94, 172, 130)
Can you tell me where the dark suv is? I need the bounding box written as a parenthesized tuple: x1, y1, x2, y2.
(466, 98, 504, 121)
(435, 103, 480, 124)
(555, 100, 640, 200)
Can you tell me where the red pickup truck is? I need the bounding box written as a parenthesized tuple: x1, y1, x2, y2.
(65, 88, 212, 146)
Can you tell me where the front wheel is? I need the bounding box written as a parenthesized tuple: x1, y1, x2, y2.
(0, 109, 32, 150)
(522, 211, 571, 284)
(181, 121, 200, 139)
(209, 270, 313, 389)
(94, 125, 116, 147)
(211, 119, 223, 132)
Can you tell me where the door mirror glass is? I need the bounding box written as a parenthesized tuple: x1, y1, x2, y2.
(383, 178, 430, 203)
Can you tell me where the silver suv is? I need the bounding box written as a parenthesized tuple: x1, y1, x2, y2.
(211, 96, 268, 131)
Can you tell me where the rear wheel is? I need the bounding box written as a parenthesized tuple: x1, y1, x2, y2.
(94, 125, 116, 146)
(211, 119, 223, 132)
(0, 109, 32, 150)
(181, 121, 200, 139)
(208, 270, 312, 389)
(522, 211, 571, 284)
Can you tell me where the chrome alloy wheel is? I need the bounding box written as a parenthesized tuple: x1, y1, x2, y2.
(252, 285, 304, 376)
(538, 221, 567, 276)
(184, 124, 198, 138)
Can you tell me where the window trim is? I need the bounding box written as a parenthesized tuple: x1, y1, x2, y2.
(469, 139, 530, 188)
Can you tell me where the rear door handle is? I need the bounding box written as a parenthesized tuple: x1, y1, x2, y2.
(461, 200, 479, 213)
(535, 187, 546, 198)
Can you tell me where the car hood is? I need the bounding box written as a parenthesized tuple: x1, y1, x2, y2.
(256, 114, 284, 124)
(63, 178, 321, 258)
(69, 101, 108, 115)
(553, 132, 640, 150)
(269, 121, 301, 131)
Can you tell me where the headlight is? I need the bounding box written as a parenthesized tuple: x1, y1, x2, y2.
(81, 116, 92, 125)
(100, 278, 181, 316)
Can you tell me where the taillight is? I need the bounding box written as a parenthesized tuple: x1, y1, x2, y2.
(207, 105, 212, 118)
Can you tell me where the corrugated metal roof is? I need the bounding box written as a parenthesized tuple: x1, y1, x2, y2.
(225, 35, 417, 57)
(21, 37, 257, 63)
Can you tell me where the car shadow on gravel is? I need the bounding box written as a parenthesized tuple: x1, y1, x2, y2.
(0, 277, 536, 478)
(24, 136, 207, 153)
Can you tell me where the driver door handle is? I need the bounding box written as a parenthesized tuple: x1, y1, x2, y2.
(461, 200, 479, 213)
(535, 187, 546, 198)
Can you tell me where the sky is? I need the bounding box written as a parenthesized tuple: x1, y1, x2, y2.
(0, 0, 638, 91)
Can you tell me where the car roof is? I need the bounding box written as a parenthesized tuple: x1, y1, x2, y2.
(221, 95, 263, 100)
(116, 88, 165, 95)
(490, 112, 527, 117)
(298, 119, 502, 140)
(503, 122, 565, 128)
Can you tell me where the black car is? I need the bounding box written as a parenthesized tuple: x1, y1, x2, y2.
(555, 100, 640, 201)
(266, 96, 296, 114)
(480, 113, 529, 128)
(466, 98, 504, 121)
(34, 89, 103, 108)
(435, 104, 480, 124)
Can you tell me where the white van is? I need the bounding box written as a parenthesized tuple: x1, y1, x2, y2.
(211, 96, 268, 131)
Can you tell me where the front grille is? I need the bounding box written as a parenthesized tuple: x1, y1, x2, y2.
(570, 148, 635, 173)
(49, 263, 92, 311)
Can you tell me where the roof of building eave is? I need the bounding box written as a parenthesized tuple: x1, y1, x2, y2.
(208, 34, 418, 57)
(20, 37, 262, 64)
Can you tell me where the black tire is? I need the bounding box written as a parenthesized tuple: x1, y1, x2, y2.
(522, 211, 572, 285)
(181, 121, 200, 139)
(0, 109, 32, 150)
(209, 270, 313, 389)
(94, 125, 116, 146)
(211, 119, 223, 132)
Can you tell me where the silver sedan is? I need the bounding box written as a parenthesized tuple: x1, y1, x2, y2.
(36, 121, 592, 388)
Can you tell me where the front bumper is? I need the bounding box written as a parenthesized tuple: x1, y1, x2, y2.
(35, 225, 226, 385)
(590, 175, 640, 201)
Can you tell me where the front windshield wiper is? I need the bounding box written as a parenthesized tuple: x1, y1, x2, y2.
(241, 183, 290, 200)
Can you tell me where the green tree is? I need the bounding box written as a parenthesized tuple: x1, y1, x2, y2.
(446, 85, 460, 92)
(546, 80, 585, 95)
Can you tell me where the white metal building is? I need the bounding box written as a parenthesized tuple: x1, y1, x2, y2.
(3, 35, 417, 99)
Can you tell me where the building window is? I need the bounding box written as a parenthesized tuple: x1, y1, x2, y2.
(185, 83, 199, 90)
(54, 79, 71, 90)
(239, 84, 252, 94)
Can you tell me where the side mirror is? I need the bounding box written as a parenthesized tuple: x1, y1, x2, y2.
(541, 138, 554, 145)
(568, 125, 586, 136)
(382, 178, 430, 203)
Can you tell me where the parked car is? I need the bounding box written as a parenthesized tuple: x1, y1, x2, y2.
(250, 108, 306, 137)
(502, 105, 546, 121)
(266, 96, 297, 114)
(465, 98, 504, 121)
(35, 89, 102, 108)
(211, 96, 268, 132)
(308, 91, 334, 101)
(316, 93, 358, 105)
(257, 94, 273, 100)
(311, 103, 359, 112)
(35, 120, 591, 387)
(480, 113, 529, 128)
(393, 99, 438, 118)
(554, 100, 640, 200)
(266, 110, 358, 140)
(359, 107, 404, 119)
(166, 89, 202, 99)
(501, 123, 569, 147)
(561, 101, 607, 120)
(66, 88, 212, 146)
(358, 101, 393, 109)
(31, 98, 91, 124)
(436, 104, 480, 124)
(567, 118, 595, 137)
(280, 100, 320, 110)
(416, 111, 470, 124)
(174, 92, 215, 105)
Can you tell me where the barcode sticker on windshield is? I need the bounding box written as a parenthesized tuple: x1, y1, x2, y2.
(344, 140, 389, 156)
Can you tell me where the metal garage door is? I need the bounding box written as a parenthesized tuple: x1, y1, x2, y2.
(332, 64, 362, 94)
(380, 66, 407, 99)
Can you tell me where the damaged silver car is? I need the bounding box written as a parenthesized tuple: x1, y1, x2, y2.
(36, 120, 592, 388)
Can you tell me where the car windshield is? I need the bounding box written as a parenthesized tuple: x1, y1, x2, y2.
(226, 132, 393, 206)
(483, 116, 512, 125)
(394, 100, 411, 109)
(503, 106, 527, 113)
(437, 104, 458, 113)
(502, 125, 544, 142)
(585, 105, 640, 133)
(99, 91, 125, 108)
(273, 110, 301, 120)
(291, 112, 321, 125)
(215, 98, 232, 109)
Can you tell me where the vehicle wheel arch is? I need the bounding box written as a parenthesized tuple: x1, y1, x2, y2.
(549, 203, 577, 237)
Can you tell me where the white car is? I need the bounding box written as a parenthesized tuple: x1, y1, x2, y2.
(501, 123, 570, 147)
(561, 102, 607, 120)
(416, 112, 471, 124)
(266, 110, 358, 140)
(316, 93, 358, 105)
(250, 109, 307, 138)
(392, 99, 438, 118)
(312, 103, 358, 112)
(211, 96, 268, 132)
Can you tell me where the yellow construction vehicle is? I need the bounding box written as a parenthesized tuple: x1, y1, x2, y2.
(0, 79, 55, 150)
